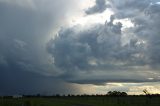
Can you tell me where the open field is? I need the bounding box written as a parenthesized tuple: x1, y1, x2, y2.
(0, 96, 160, 106)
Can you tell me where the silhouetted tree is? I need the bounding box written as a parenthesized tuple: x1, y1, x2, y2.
(121, 92, 127, 96)
(143, 89, 150, 96)
(107, 91, 127, 96)
(55, 94, 60, 97)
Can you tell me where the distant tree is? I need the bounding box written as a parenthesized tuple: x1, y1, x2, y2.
(121, 92, 127, 96)
(36, 94, 41, 97)
(55, 94, 60, 97)
(107, 91, 113, 95)
(107, 91, 127, 96)
(68, 94, 71, 97)
(143, 89, 150, 95)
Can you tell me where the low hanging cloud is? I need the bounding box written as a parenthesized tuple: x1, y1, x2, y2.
(47, 0, 160, 84)
(85, 0, 108, 15)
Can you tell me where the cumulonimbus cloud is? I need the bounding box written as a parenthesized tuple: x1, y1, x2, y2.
(1, 0, 160, 95)
(47, 0, 160, 84)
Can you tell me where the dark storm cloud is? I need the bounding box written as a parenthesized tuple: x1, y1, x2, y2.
(115, 0, 160, 68)
(136, 3, 160, 68)
(0, 0, 81, 95)
(85, 0, 108, 14)
(47, 16, 148, 84)
(1, 0, 160, 94)
(47, 0, 160, 84)
(0, 0, 69, 74)
(108, 0, 150, 18)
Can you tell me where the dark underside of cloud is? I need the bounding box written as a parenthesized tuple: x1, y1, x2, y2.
(0, 0, 160, 95)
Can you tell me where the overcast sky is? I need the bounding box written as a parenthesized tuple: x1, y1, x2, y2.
(0, 0, 160, 95)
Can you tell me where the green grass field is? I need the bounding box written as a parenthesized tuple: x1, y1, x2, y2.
(0, 96, 160, 106)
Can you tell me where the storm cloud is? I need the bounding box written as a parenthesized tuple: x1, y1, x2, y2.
(47, 0, 160, 84)
(1, 0, 160, 95)
(85, 0, 108, 15)
(0, 0, 82, 95)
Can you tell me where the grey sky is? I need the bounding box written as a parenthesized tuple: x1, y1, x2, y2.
(0, 0, 160, 95)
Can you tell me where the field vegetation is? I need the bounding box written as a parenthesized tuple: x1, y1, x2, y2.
(0, 91, 160, 106)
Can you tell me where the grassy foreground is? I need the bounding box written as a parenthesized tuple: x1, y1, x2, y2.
(0, 96, 160, 106)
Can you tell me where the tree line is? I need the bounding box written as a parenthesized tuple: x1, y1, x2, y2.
(1, 90, 160, 99)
